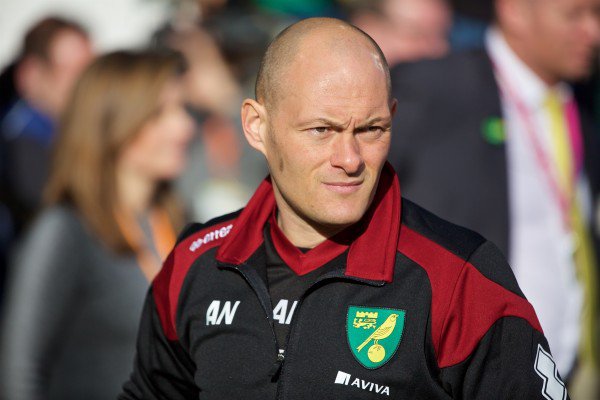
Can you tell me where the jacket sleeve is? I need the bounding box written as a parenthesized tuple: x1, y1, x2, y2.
(0, 209, 85, 400)
(439, 317, 569, 400)
(435, 241, 570, 400)
(119, 288, 197, 399)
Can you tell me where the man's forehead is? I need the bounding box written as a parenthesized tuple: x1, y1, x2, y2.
(283, 39, 386, 91)
(279, 72, 391, 125)
(258, 18, 391, 110)
(292, 102, 393, 126)
(302, 73, 387, 102)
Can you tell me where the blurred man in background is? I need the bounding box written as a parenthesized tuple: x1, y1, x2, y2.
(0, 16, 93, 303)
(350, 0, 452, 66)
(388, 0, 600, 397)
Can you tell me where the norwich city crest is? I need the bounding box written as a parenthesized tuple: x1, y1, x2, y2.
(347, 306, 406, 369)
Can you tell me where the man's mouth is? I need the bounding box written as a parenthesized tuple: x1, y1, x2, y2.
(322, 181, 363, 194)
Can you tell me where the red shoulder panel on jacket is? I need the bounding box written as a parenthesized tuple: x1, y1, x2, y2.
(398, 225, 542, 368)
(152, 220, 236, 341)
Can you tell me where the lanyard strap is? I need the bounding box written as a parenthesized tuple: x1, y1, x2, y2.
(117, 207, 177, 282)
(491, 62, 575, 231)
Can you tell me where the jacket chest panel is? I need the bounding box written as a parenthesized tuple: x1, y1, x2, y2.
(278, 278, 448, 399)
(182, 270, 277, 397)
(180, 260, 447, 399)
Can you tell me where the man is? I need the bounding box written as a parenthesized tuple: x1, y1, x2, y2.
(0, 17, 93, 238)
(0, 16, 93, 307)
(121, 18, 564, 399)
(388, 0, 600, 394)
(350, 0, 452, 66)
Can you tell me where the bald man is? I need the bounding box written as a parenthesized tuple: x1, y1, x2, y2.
(121, 18, 564, 399)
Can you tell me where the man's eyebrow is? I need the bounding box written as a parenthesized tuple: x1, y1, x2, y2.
(298, 116, 392, 130)
(298, 118, 347, 130)
(355, 117, 392, 130)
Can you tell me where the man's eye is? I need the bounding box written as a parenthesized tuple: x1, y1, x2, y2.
(368, 126, 384, 133)
(312, 127, 329, 134)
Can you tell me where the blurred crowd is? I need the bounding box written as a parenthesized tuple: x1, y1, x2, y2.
(0, 0, 599, 399)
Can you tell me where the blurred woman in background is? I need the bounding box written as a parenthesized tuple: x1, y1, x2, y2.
(0, 50, 193, 400)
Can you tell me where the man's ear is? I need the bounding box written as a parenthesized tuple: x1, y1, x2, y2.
(241, 98, 269, 156)
(390, 98, 398, 117)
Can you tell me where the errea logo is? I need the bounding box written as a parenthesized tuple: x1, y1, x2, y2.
(189, 224, 233, 252)
(334, 370, 390, 396)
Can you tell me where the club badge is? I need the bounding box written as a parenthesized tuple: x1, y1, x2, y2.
(347, 306, 406, 369)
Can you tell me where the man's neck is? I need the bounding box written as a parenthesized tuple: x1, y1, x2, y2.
(273, 193, 348, 249)
(499, 27, 560, 86)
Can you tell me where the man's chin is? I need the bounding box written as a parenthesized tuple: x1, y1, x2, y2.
(310, 209, 367, 232)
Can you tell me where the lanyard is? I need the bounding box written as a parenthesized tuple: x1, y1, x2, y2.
(117, 207, 177, 282)
(491, 63, 574, 232)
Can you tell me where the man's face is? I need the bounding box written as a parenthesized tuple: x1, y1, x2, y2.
(383, 0, 451, 63)
(42, 30, 93, 116)
(520, 0, 600, 82)
(262, 42, 393, 230)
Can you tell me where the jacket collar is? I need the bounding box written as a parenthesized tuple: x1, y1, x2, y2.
(216, 162, 401, 282)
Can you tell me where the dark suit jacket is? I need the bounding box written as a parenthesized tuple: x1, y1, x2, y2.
(388, 49, 600, 258)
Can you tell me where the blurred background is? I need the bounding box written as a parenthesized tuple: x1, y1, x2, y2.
(0, 0, 599, 399)
(0, 0, 494, 302)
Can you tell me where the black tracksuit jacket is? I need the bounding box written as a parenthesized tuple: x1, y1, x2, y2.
(120, 166, 568, 399)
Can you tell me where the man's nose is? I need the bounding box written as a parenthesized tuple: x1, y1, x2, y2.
(330, 133, 364, 175)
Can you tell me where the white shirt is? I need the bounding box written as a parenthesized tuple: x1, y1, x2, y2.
(486, 27, 583, 376)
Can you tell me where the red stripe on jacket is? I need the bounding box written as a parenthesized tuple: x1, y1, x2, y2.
(398, 225, 542, 368)
(152, 220, 236, 341)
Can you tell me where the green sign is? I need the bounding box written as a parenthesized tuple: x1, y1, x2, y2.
(347, 306, 405, 369)
(481, 117, 506, 145)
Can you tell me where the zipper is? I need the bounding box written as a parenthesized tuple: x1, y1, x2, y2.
(217, 262, 282, 379)
(219, 261, 386, 399)
(269, 350, 286, 379)
(275, 270, 386, 399)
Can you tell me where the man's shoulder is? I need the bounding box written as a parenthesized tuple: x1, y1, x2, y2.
(176, 209, 242, 248)
(391, 49, 493, 90)
(399, 197, 523, 297)
(398, 198, 541, 368)
(399, 197, 485, 261)
(150, 208, 244, 341)
(389, 48, 501, 148)
(160, 208, 244, 277)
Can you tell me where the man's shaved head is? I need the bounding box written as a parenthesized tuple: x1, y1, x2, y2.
(241, 17, 396, 246)
(255, 17, 392, 108)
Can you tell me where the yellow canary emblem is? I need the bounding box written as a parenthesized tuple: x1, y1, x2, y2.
(347, 307, 405, 369)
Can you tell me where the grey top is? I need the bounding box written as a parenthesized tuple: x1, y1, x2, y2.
(0, 206, 150, 400)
